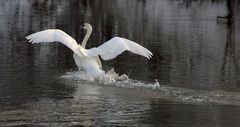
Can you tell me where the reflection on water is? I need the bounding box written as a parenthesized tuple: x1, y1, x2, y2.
(221, 0, 239, 90)
(0, 0, 240, 126)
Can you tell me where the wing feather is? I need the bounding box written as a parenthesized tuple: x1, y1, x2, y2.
(86, 37, 153, 60)
(26, 29, 83, 56)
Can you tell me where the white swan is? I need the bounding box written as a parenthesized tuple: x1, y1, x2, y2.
(26, 23, 153, 81)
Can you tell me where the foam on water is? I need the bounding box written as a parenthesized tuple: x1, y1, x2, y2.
(61, 69, 240, 106)
(62, 69, 161, 89)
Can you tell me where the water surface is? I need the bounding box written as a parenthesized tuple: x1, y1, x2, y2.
(0, 0, 240, 126)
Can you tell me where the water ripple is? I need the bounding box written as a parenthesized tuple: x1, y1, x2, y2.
(61, 69, 240, 106)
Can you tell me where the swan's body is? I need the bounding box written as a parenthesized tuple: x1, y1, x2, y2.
(73, 54, 104, 80)
(26, 23, 153, 81)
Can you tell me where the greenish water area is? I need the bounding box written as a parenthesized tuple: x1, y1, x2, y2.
(0, 0, 240, 126)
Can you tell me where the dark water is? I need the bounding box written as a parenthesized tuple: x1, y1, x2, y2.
(0, 0, 240, 126)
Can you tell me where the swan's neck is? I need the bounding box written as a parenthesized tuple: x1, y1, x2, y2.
(81, 27, 92, 49)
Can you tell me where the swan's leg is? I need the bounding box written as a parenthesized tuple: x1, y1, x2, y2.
(95, 56, 102, 69)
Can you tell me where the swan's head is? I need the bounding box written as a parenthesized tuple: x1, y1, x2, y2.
(83, 23, 92, 31)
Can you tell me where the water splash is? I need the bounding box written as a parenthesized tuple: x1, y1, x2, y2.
(61, 69, 160, 89)
(61, 69, 240, 105)
(61, 70, 95, 81)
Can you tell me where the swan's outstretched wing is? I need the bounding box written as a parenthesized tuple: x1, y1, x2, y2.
(86, 37, 153, 60)
(26, 29, 83, 56)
